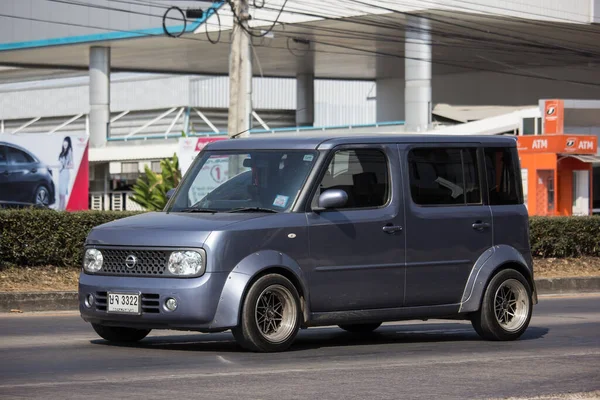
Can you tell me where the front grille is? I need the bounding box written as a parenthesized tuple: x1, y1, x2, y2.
(100, 249, 169, 277)
(95, 291, 161, 314)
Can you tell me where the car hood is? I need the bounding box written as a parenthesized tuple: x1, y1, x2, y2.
(86, 211, 264, 247)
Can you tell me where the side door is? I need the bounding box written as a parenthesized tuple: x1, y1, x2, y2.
(483, 146, 530, 257)
(403, 144, 493, 307)
(5, 145, 37, 203)
(307, 144, 405, 312)
(0, 145, 10, 201)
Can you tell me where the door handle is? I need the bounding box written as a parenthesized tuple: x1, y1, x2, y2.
(383, 224, 403, 234)
(1, 170, 8, 176)
(30, 168, 37, 173)
(472, 221, 490, 231)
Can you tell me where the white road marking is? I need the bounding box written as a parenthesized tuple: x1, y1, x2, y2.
(216, 355, 234, 364)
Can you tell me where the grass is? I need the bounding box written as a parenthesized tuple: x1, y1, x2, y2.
(0, 258, 599, 293)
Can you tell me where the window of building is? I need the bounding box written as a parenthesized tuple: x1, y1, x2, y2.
(484, 148, 522, 205)
(408, 147, 481, 206)
(121, 162, 139, 174)
(151, 161, 162, 173)
(314, 149, 390, 209)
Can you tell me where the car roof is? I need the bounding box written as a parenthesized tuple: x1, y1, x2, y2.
(205, 133, 517, 151)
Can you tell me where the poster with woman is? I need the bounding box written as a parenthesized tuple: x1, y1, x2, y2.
(0, 133, 88, 210)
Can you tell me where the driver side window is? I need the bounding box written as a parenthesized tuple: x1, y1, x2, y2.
(313, 149, 390, 210)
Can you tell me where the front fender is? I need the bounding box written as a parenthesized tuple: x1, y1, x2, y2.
(459, 245, 536, 313)
(208, 250, 309, 330)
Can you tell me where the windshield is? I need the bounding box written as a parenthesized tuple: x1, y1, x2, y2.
(168, 150, 318, 213)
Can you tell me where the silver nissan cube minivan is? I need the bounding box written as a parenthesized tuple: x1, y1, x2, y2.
(79, 134, 537, 352)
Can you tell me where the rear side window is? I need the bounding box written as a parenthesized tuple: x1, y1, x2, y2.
(0, 146, 6, 165)
(7, 147, 33, 164)
(408, 148, 481, 206)
(484, 148, 521, 205)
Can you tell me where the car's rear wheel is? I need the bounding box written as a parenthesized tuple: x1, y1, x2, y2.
(232, 274, 301, 352)
(339, 323, 382, 333)
(471, 269, 533, 341)
(91, 324, 151, 343)
(34, 185, 50, 207)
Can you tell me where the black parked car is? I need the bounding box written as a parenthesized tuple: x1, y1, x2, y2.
(0, 142, 55, 207)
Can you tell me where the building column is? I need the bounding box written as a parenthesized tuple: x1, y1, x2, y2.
(405, 15, 432, 132)
(296, 73, 315, 127)
(89, 47, 110, 148)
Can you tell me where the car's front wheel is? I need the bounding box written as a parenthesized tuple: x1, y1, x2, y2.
(471, 269, 533, 341)
(232, 274, 301, 352)
(34, 185, 50, 207)
(91, 324, 151, 343)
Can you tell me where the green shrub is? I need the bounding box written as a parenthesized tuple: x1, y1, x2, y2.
(529, 216, 600, 258)
(0, 209, 141, 268)
(130, 153, 181, 211)
(1, 210, 600, 269)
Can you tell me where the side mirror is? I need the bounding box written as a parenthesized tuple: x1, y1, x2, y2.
(316, 189, 348, 210)
(166, 188, 176, 200)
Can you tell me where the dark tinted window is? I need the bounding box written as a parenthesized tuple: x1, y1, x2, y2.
(0, 146, 6, 164)
(7, 147, 33, 164)
(408, 148, 481, 206)
(484, 148, 521, 205)
(316, 149, 389, 209)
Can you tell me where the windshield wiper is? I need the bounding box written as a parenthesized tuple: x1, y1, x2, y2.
(179, 207, 219, 213)
(227, 207, 278, 213)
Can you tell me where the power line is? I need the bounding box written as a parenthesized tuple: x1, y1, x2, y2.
(228, 0, 289, 37)
(348, 0, 600, 53)
(253, 0, 600, 71)
(3, 7, 600, 87)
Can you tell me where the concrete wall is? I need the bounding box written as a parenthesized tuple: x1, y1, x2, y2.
(0, 74, 376, 127)
(376, 78, 405, 122)
(432, 66, 600, 106)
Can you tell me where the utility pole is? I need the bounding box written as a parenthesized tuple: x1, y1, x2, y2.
(227, 0, 252, 175)
(228, 0, 252, 138)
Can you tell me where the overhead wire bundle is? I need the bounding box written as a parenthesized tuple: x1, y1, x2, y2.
(3, 0, 600, 87)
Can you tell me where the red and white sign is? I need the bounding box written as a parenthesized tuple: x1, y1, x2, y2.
(543, 99, 564, 134)
(177, 137, 226, 175)
(0, 133, 89, 211)
(517, 134, 597, 154)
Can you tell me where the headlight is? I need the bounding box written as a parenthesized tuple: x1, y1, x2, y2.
(84, 249, 103, 272)
(168, 251, 205, 276)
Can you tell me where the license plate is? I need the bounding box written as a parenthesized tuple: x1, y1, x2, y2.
(107, 292, 141, 314)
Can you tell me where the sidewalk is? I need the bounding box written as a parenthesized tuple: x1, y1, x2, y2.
(1, 277, 599, 312)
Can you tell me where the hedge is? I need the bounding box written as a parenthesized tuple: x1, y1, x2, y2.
(1, 210, 600, 268)
(0, 209, 141, 268)
(529, 216, 600, 258)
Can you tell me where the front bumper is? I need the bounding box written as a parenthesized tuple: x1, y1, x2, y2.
(78, 271, 229, 331)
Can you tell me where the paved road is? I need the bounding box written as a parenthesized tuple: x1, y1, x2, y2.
(1, 295, 599, 400)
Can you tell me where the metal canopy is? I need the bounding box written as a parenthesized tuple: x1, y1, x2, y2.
(2, 10, 600, 81)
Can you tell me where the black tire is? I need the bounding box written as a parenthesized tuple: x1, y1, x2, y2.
(92, 323, 151, 343)
(231, 274, 301, 352)
(339, 323, 382, 333)
(33, 185, 50, 207)
(471, 269, 533, 341)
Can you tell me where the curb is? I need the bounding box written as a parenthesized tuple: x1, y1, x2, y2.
(535, 277, 600, 295)
(1, 277, 599, 312)
(0, 291, 78, 313)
